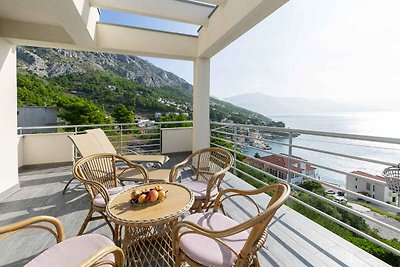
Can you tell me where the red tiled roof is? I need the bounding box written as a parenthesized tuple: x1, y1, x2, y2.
(259, 154, 296, 168)
(291, 166, 303, 172)
(306, 165, 316, 171)
(351, 171, 386, 182)
(245, 154, 313, 173)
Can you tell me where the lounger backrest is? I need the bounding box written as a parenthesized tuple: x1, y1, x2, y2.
(85, 128, 117, 154)
(68, 134, 104, 157)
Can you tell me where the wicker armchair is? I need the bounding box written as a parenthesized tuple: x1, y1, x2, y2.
(173, 183, 290, 267)
(169, 147, 234, 213)
(0, 216, 124, 267)
(68, 132, 171, 184)
(73, 153, 149, 240)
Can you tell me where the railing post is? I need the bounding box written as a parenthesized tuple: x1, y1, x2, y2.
(119, 125, 123, 154)
(287, 131, 293, 184)
(233, 125, 238, 175)
(73, 126, 78, 162)
(159, 123, 162, 154)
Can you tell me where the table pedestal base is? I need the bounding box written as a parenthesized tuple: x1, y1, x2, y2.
(123, 220, 177, 267)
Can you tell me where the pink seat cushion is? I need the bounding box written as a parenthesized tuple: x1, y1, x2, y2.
(181, 180, 218, 200)
(25, 234, 115, 267)
(93, 185, 134, 207)
(180, 212, 249, 267)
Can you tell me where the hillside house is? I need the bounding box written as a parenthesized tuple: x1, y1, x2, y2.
(346, 171, 397, 204)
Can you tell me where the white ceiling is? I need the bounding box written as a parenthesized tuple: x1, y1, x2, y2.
(0, 0, 288, 60)
(0, 0, 61, 26)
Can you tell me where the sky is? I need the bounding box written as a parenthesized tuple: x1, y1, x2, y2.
(100, 0, 400, 107)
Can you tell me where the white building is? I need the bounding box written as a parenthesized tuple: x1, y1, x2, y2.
(346, 171, 397, 204)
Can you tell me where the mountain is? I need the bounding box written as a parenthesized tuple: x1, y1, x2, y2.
(17, 47, 278, 126)
(17, 46, 192, 90)
(224, 93, 377, 116)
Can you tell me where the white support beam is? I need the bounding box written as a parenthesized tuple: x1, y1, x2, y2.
(0, 19, 75, 45)
(198, 0, 288, 58)
(90, 0, 213, 26)
(192, 58, 211, 151)
(0, 37, 19, 199)
(96, 23, 198, 60)
(51, 0, 98, 47)
(5, 23, 198, 61)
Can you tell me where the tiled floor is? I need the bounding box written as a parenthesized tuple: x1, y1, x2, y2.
(0, 154, 389, 266)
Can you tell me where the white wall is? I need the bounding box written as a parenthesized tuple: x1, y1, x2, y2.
(162, 127, 192, 154)
(0, 37, 18, 198)
(22, 133, 74, 165)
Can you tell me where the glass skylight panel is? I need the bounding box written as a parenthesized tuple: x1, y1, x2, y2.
(100, 10, 199, 36)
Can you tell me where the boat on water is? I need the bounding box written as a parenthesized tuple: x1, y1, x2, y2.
(252, 142, 271, 150)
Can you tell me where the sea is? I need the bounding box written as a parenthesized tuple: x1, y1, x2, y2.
(243, 111, 400, 186)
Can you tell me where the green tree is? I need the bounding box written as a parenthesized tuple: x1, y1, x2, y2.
(300, 180, 326, 195)
(112, 104, 134, 123)
(57, 97, 110, 126)
(160, 114, 192, 128)
(254, 152, 261, 158)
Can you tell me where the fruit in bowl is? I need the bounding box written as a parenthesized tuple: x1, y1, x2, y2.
(130, 185, 168, 205)
(148, 189, 159, 203)
(158, 190, 167, 201)
(138, 194, 147, 204)
(130, 190, 141, 201)
(154, 185, 163, 191)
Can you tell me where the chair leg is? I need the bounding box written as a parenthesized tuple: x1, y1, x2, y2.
(251, 255, 260, 267)
(99, 211, 116, 240)
(204, 200, 215, 212)
(62, 176, 76, 194)
(78, 208, 94, 235)
(175, 254, 182, 267)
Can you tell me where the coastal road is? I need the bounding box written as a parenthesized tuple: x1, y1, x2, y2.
(348, 202, 400, 240)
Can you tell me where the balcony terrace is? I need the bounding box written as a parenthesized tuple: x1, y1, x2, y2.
(2, 122, 400, 266)
(0, 158, 389, 267)
(1, 1, 400, 266)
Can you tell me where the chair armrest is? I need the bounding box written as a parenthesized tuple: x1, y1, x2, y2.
(213, 185, 284, 212)
(169, 154, 195, 182)
(0, 216, 65, 243)
(83, 179, 112, 203)
(77, 245, 125, 267)
(115, 154, 149, 183)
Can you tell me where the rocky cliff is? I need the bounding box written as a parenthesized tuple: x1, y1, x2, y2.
(17, 46, 192, 90)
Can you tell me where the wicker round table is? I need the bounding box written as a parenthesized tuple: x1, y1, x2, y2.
(106, 182, 194, 267)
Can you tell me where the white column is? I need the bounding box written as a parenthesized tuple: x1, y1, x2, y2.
(0, 37, 19, 199)
(192, 57, 210, 152)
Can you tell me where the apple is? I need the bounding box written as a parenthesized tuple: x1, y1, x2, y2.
(158, 190, 166, 201)
(142, 187, 150, 194)
(154, 185, 163, 191)
(148, 189, 159, 203)
(138, 194, 147, 204)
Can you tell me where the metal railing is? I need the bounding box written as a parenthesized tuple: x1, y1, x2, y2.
(211, 121, 400, 255)
(17, 120, 400, 255)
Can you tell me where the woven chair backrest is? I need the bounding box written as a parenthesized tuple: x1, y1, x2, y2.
(240, 183, 290, 261)
(73, 154, 119, 199)
(85, 128, 118, 154)
(193, 147, 233, 184)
